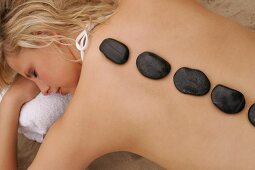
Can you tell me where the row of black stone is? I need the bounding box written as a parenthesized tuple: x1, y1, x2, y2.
(99, 38, 255, 126)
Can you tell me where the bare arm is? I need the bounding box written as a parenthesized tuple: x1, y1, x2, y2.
(0, 95, 22, 170)
(0, 76, 39, 170)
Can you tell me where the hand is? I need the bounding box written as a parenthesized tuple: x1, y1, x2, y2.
(4, 75, 40, 106)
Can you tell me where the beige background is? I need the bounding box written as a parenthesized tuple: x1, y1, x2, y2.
(199, 0, 255, 31)
(17, 1, 255, 170)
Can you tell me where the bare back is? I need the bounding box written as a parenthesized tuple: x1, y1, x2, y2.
(30, 0, 255, 169)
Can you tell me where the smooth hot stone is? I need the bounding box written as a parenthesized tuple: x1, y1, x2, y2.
(99, 38, 129, 64)
(136, 52, 171, 79)
(248, 104, 255, 127)
(211, 84, 245, 114)
(173, 67, 211, 96)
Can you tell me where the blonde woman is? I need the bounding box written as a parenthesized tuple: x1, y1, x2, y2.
(1, 0, 255, 169)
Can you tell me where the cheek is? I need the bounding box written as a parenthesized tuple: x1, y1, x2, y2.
(37, 60, 81, 88)
(71, 66, 82, 84)
(58, 64, 81, 87)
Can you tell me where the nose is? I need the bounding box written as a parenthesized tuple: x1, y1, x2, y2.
(35, 80, 50, 96)
(41, 88, 50, 96)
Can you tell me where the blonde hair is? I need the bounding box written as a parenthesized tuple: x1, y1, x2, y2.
(0, 0, 119, 90)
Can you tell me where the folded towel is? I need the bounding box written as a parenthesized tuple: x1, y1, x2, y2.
(0, 88, 72, 143)
(18, 93, 72, 143)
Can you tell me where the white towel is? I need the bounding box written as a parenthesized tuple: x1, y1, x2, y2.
(18, 93, 72, 143)
(0, 90, 71, 143)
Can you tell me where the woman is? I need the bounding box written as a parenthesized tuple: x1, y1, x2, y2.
(1, 0, 255, 169)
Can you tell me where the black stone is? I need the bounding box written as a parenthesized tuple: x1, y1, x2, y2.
(99, 38, 129, 64)
(248, 104, 255, 127)
(173, 67, 211, 96)
(136, 52, 171, 79)
(211, 84, 245, 114)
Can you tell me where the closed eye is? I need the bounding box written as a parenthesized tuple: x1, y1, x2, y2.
(25, 68, 38, 79)
(32, 70, 38, 78)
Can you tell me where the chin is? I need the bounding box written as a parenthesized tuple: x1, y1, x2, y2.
(68, 88, 76, 95)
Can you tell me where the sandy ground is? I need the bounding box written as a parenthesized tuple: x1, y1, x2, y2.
(17, 1, 255, 169)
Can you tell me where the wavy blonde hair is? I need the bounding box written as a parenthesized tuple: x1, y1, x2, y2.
(0, 0, 119, 90)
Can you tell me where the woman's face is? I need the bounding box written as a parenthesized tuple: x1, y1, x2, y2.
(6, 44, 82, 95)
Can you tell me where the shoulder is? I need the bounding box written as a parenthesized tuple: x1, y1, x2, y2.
(28, 55, 141, 169)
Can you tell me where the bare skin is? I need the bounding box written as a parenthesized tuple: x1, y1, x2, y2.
(0, 76, 39, 170)
(11, 0, 255, 169)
